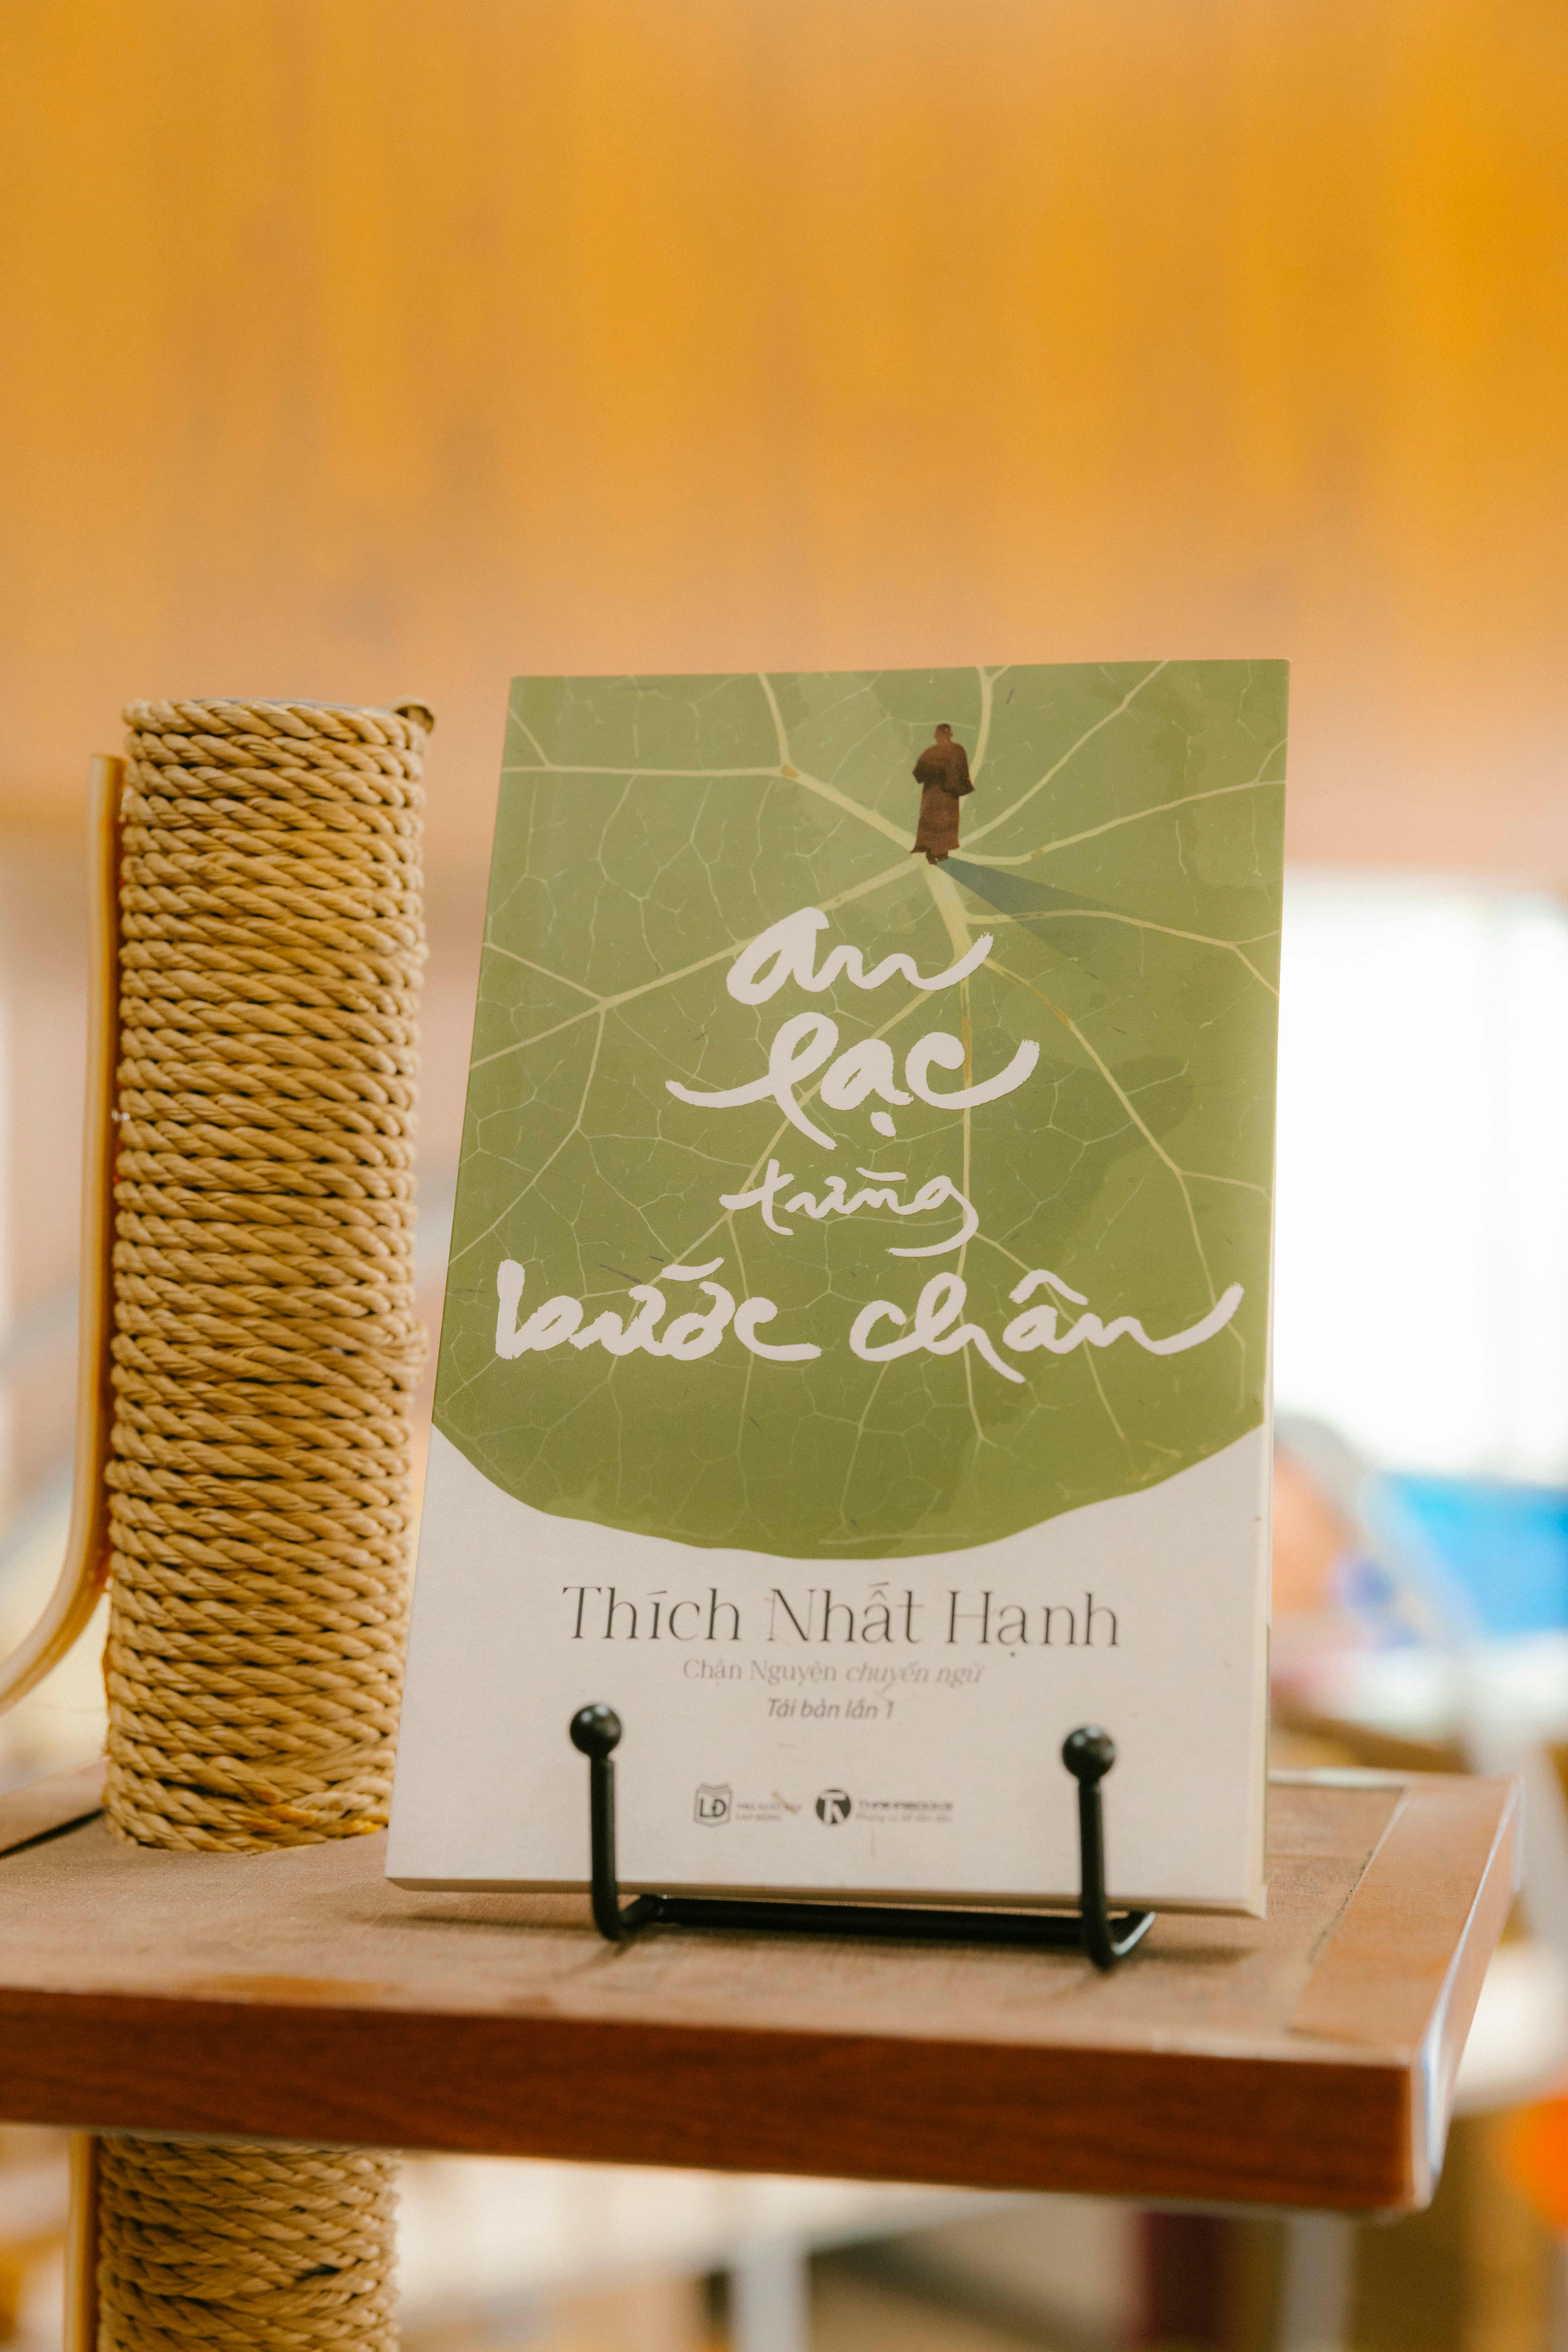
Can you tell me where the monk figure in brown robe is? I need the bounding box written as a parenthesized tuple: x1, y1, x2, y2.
(910, 723, 974, 863)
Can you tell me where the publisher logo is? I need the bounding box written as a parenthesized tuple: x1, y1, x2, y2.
(693, 1783, 731, 1826)
(815, 1788, 852, 1825)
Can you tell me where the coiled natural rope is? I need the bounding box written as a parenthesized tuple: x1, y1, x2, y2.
(95, 697, 426, 2352)
(104, 697, 426, 1848)
(96, 2140, 399, 2352)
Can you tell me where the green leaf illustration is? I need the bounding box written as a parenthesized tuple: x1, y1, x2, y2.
(435, 661, 1286, 1559)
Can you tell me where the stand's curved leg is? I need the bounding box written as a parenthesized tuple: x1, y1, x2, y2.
(570, 1705, 656, 1940)
(1061, 1726, 1155, 1970)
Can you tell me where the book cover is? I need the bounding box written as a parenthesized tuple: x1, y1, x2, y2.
(389, 661, 1286, 1911)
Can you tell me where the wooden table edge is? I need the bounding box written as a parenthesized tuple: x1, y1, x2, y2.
(1288, 1769, 1520, 2203)
(0, 1983, 1423, 2212)
(0, 1764, 1515, 2213)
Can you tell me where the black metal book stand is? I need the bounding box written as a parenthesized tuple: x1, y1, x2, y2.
(569, 1706, 1154, 1971)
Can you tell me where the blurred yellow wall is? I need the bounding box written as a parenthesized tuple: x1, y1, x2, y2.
(3, 0, 1565, 882)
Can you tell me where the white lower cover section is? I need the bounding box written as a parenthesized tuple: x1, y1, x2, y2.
(388, 1426, 1270, 1913)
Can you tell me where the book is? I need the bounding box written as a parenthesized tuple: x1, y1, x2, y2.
(388, 661, 1286, 1912)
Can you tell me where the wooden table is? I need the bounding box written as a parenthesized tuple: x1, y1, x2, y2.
(0, 1765, 1517, 2216)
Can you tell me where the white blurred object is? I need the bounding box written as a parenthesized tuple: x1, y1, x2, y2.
(0, 1493, 104, 1789)
(1297, 1633, 1568, 1752)
(1277, 2212, 1354, 2352)
(396, 2160, 991, 2340)
(729, 2238, 810, 2352)
(1275, 875, 1568, 1482)
(1454, 1941, 1568, 2115)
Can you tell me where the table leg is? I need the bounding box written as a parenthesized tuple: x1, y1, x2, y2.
(1277, 2213, 1354, 2352)
(730, 2239, 811, 2352)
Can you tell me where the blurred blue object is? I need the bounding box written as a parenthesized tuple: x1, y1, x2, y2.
(1376, 1474, 1568, 1640)
(1331, 1553, 1427, 1647)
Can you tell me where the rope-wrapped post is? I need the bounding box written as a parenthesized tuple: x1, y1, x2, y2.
(95, 2143, 399, 2352)
(93, 697, 427, 2352)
